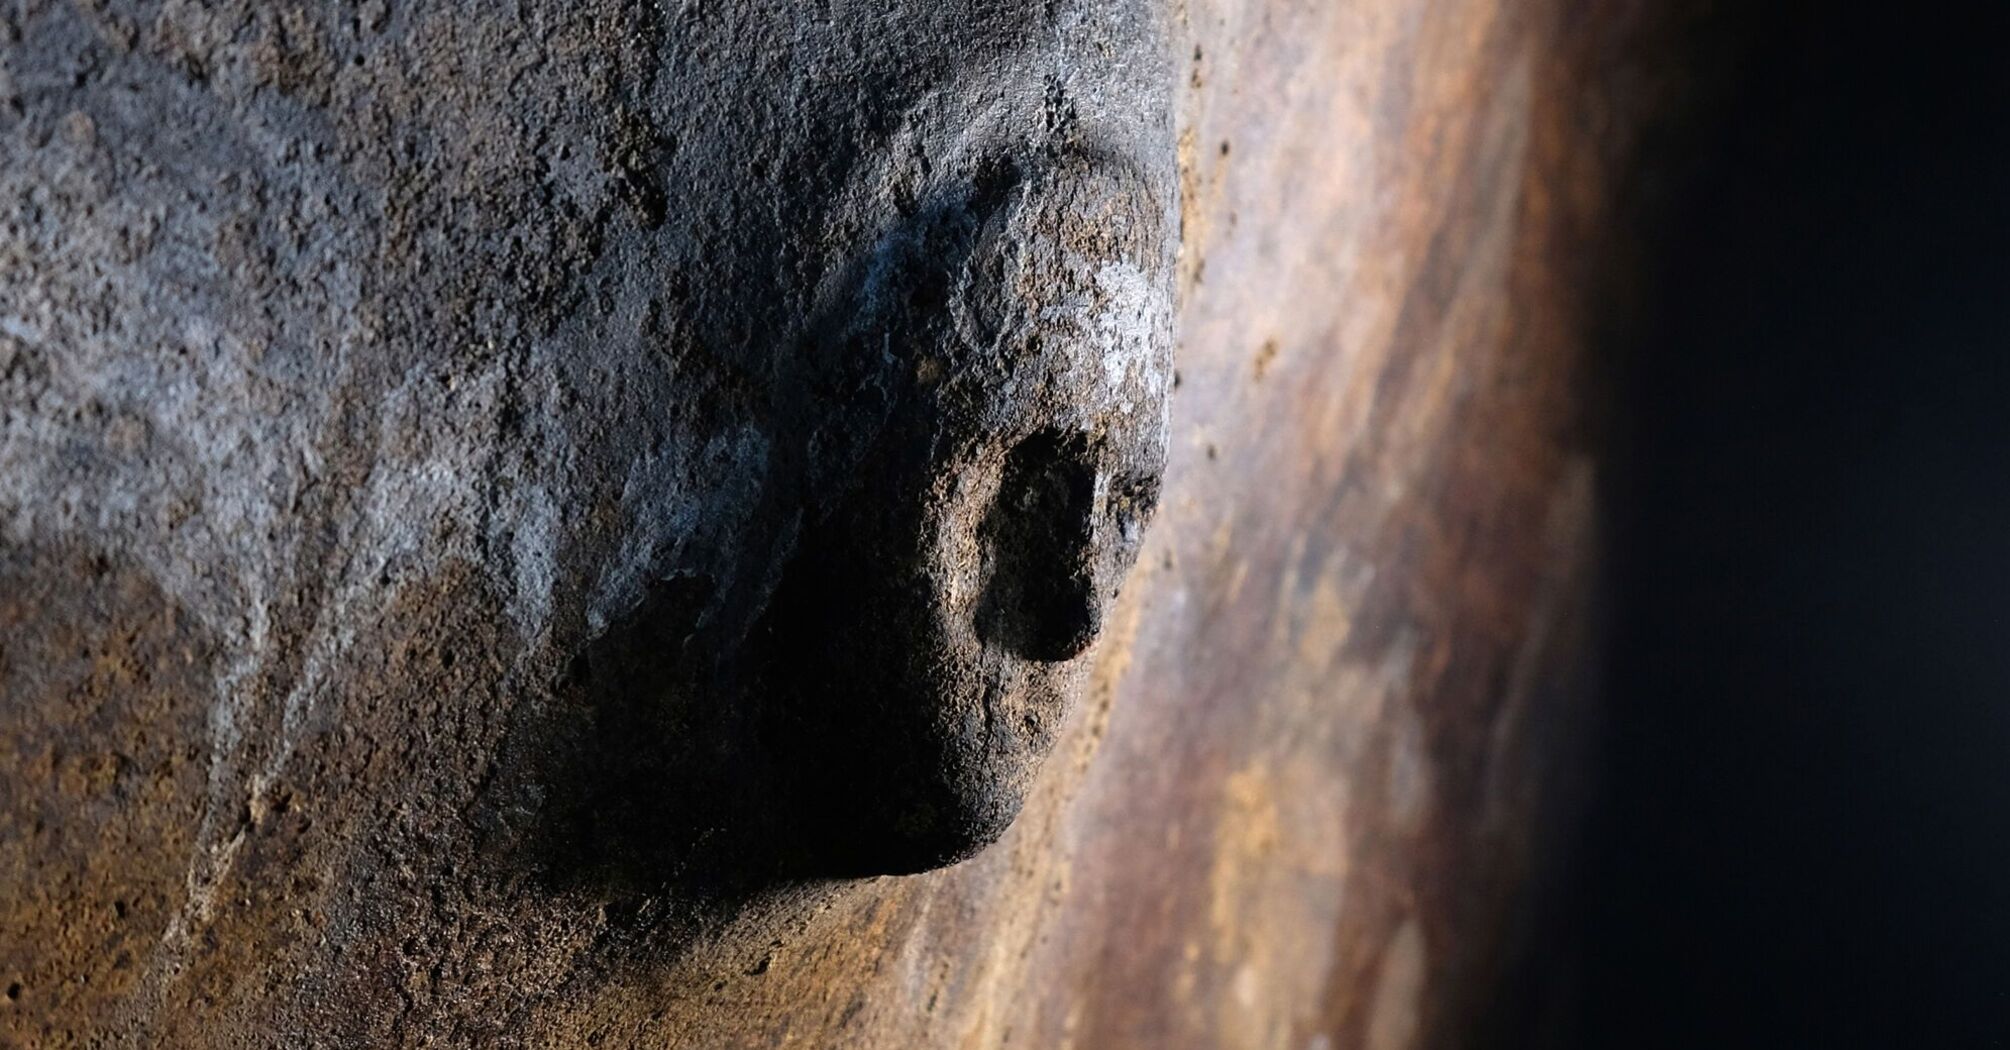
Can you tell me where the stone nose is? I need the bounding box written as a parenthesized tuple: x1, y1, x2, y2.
(975, 427, 1105, 662)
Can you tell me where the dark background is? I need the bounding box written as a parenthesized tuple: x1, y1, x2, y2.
(1560, 4, 2010, 1046)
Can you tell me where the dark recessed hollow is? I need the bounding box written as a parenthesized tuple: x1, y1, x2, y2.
(976, 427, 1102, 662)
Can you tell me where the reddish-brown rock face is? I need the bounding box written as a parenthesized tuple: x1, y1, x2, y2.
(0, 0, 1695, 1046)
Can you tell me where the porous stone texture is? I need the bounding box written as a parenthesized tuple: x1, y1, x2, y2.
(1, 0, 1694, 1046)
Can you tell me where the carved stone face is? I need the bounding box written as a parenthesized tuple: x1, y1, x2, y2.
(756, 154, 1174, 874)
(603, 6, 1181, 876)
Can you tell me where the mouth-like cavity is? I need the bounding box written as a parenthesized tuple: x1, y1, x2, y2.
(714, 146, 1175, 879)
(977, 427, 1104, 662)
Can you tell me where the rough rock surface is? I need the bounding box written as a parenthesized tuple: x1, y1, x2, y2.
(1, 0, 1696, 1046)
